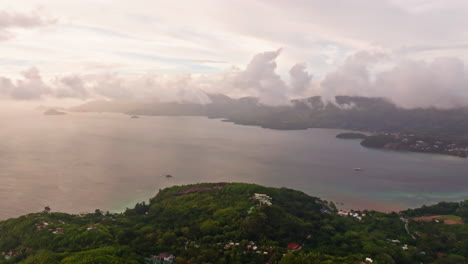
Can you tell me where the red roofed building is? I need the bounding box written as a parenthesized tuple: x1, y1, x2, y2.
(287, 243, 301, 250)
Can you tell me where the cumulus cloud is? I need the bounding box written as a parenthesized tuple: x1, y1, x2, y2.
(87, 73, 134, 100)
(228, 49, 289, 105)
(313, 51, 386, 103)
(1, 67, 52, 100)
(0, 69, 212, 103)
(289, 63, 313, 97)
(130, 74, 211, 103)
(54, 75, 89, 99)
(2, 49, 468, 109)
(312, 51, 468, 108)
(0, 69, 84, 100)
(52, 73, 210, 103)
(0, 9, 56, 40)
(374, 57, 468, 108)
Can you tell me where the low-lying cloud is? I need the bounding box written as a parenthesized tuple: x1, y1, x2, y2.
(1, 67, 50, 100)
(0, 49, 305, 105)
(1, 49, 468, 109)
(312, 51, 468, 108)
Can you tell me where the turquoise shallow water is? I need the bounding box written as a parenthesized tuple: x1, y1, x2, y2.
(0, 110, 467, 219)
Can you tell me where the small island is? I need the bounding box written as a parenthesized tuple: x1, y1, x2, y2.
(44, 109, 67, 115)
(336, 132, 368, 140)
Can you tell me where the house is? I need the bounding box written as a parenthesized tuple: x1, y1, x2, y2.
(338, 211, 349, 216)
(52, 228, 64, 235)
(287, 243, 302, 250)
(2, 250, 16, 260)
(253, 193, 273, 206)
(144, 253, 175, 264)
(350, 212, 362, 220)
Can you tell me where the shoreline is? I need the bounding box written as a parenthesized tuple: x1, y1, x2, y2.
(126, 111, 468, 159)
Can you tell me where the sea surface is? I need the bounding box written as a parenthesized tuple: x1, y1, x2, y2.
(0, 110, 467, 219)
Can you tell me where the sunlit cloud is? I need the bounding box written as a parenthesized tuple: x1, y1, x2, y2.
(1, 1, 468, 108)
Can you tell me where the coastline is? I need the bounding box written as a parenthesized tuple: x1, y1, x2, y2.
(129, 112, 468, 159)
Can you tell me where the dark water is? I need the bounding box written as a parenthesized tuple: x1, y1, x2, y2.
(0, 110, 467, 219)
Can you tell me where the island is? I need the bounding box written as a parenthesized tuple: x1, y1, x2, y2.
(70, 94, 468, 158)
(44, 109, 67, 115)
(0, 182, 466, 264)
(336, 132, 368, 140)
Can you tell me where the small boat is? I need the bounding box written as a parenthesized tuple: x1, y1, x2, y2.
(131, 115, 139, 119)
(165, 174, 173, 178)
(353, 168, 364, 172)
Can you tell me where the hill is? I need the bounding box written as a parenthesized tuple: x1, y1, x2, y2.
(0, 183, 467, 263)
(70, 95, 468, 141)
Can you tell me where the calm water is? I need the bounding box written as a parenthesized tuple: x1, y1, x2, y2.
(0, 110, 467, 219)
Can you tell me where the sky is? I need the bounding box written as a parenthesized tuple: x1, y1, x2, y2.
(1, 0, 468, 107)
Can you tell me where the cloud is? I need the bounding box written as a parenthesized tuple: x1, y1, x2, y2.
(289, 63, 313, 97)
(130, 74, 211, 103)
(0, 69, 213, 103)
(197, 49, 313, 105)
(229, 49, 289, 105)
(374, 57, 468, 108)
(256, 0, 468, 51)
(0, 9, 56, 40)
(0, 50, 294, 104)
(0, 77, 14, 99)
(311, 51, 386, 103)
(0, 69, 86, 100)
(398, 43, 468, 54)
(312, 51, 468, 108)
(7, 67, 51, 100)
(3, 0, 468, 85)
(86, 73, 134, 100)
(53, 75, 89, 99)
(2, 49, 468, 109)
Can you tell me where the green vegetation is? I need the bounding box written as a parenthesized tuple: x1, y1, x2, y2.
(442, 215, 462, 221)
(336, 133, 368, 140)
(0, 183, 467, 263)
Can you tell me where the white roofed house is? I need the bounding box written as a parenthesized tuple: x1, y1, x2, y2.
(253, 193, 273, 206)
(144, 253, 175, 264)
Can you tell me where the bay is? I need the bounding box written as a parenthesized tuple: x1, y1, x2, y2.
(0, 110, 467, 219)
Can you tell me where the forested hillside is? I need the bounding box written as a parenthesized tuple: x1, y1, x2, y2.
(1, 183, 467, 264)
